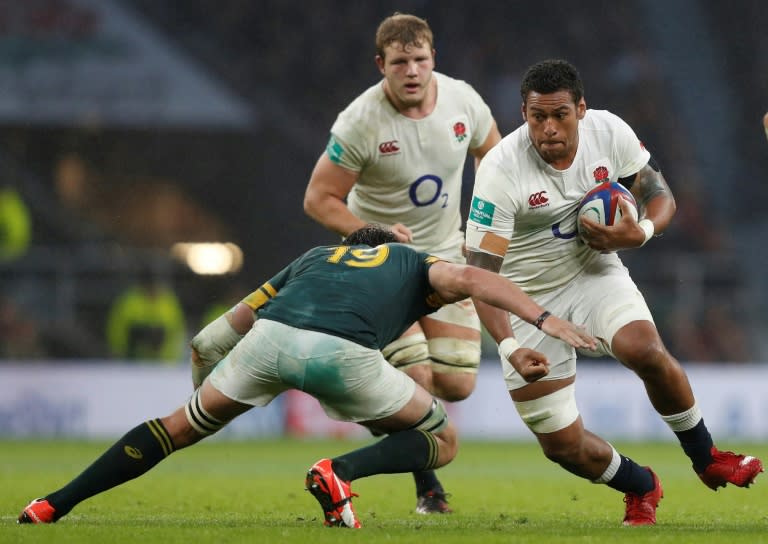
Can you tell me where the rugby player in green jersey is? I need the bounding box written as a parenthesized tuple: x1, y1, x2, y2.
(19, 225, 595, 529)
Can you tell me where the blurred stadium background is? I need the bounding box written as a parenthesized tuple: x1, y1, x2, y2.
(0, 0, 766, 442)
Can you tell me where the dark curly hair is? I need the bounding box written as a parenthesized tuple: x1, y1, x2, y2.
(342, 224, 398, 246)
(520, 59, 584, 105)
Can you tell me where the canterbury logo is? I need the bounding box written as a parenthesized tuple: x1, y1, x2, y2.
(124, 445, 143, 459)
(378, 140, 400, 154)
(528, 191, 549, 208)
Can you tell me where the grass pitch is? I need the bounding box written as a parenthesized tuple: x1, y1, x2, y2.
(2, 439, 767, 543)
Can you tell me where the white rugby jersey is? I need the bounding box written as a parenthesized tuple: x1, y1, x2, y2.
(326, 72, 494, 261)
(466, 109, 650, 294)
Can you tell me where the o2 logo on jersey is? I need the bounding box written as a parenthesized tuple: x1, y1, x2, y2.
(409, 175, 448, 208)
(551, 222, 577, 240)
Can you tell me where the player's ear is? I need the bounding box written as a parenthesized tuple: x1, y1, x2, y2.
(576, 98, 587, 120)
(521, 102, 527, 121)
(375, 55, 385, 74)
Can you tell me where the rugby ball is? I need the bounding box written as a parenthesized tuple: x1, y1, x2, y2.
(577, 181, 638, 240)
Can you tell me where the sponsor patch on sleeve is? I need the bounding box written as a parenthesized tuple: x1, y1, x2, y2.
(326, 135, 344, 164)
(469, 196, 495, 226)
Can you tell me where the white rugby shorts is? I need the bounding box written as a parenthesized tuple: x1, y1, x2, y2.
(502, 257, 654, 390)
(209, 319, 415, 422)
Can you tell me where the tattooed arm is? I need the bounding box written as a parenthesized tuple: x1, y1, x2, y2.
(624, 160, 677, 237)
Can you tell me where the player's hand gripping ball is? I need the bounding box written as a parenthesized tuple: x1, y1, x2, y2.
(576, 181, 638, 244)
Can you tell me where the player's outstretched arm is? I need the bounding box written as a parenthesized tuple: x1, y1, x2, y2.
(427, 261, 596, 350)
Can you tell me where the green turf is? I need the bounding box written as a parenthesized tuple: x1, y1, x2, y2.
(1, 439, 767, 543)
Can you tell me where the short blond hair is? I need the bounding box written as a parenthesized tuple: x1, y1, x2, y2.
(375, 13, 433, 59)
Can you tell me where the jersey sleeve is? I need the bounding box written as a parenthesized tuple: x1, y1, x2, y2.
(611, 112, 652, 178)
(240, 258, 297, 312)
(326, 112, 370, 173)
(465, 152, 518, 240)
(461, 82, 494, 150)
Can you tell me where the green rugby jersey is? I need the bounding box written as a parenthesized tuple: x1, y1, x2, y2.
(243, 243, 443, 349)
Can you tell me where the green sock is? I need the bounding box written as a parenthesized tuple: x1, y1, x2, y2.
(46, 419, 175, 519)
(331, 429, 439, 481)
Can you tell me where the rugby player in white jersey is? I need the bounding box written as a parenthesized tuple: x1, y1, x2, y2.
(465, 59, 763, 526)
(303, 12, 502, 513)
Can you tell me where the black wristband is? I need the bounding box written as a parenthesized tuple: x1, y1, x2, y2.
(534, 311, 551, 330)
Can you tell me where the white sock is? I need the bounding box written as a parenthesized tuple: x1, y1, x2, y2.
(660, 403, 702, 432)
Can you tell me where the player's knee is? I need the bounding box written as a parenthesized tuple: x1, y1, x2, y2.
(184, 388, 227, 439)
(432, 374, 476, 402)
(412, 398, 450, 434)
(382, 334, 430, 370)
(429, 338, 480, 401)
(612, 324, 674, 376)
(434, 422, 458, 467)
(620, 340, 671, 378)
(412, 399, 457, 468)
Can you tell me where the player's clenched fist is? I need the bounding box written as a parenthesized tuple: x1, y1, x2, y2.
(507, 347, 550, 383)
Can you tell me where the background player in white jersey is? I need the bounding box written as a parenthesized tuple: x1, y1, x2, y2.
(465, 59, 763, 526)
(303, 13, 502, 513)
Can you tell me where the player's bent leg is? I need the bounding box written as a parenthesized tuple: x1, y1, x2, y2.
(612, 321, 764, 489)
(306, 386, 457, 528)
(427, 337, 479, 401)
(382, 326, 433, 391)
(511, 379, 663, 526)
(382, 328, 457, 513)
(167, 380, 252, 448)
(299, 333, 458, 525)
(366, 383, 457, 463)
(513, 380, 605, 477)
(421, 301, 481, 402)
(418, 309, 480, 511)
(326, 388, 456, 479)
(375, 385, 457, 514)
(612, 320, 695, 413)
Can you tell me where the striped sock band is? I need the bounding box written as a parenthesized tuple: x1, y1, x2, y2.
(146, 418, 175, 457)
(418, 430, 440, 470)
(184, 389, 226, 435)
